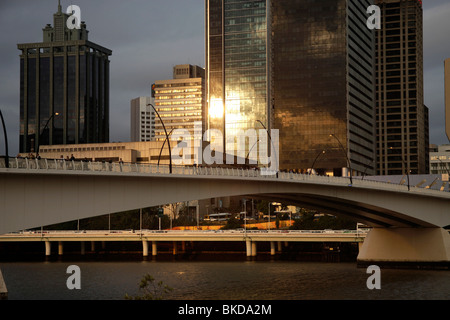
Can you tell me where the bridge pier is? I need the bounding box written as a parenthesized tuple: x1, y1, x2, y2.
(357, 227, 450, 269)
(45, 241, 51, 257)
(142, 240, 149, 257)
(81, 241, 85, 255)
(246, 240, 252, 258)
(173, 241, 178, 255)
(252, 242, 257, 257)
(0, 269, 7, 300)
(58, 241, 63, 256)
(270, 242, 276, 256)
(152, 241, 158, 257)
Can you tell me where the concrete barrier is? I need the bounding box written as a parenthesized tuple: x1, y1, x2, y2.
(0, 269, 8, 300)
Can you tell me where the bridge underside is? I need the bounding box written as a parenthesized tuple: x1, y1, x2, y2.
(250, 194, 432, 228)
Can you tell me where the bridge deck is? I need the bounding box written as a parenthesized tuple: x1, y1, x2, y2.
(0, 230, 366, 243)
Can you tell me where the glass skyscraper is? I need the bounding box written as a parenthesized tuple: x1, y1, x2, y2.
(206, 0, 269, 162)
(18, 3, 112, 154)
(206, 0, 376, 175)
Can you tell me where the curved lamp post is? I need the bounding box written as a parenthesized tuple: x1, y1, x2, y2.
(329, 134, 352, 185)
(310, 150, 325, 175)
(256, 120, 278, 177)
(389, 147, 410, 191)
(148, 104, 172, 174)
(245, 139, 260, 167)
(37, 112, 59, 155)
(158, 128, 174, 167)
(0, 110, 9, 168)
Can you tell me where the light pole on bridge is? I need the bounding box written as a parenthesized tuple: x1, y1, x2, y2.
(148, 103, 172, 174)
(329, 134, 353, 185)
(0, 110, 9, 168)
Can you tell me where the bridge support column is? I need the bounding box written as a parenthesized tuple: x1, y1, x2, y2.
(246, 240, 252, 257)
(80, 242, 85, 255)
(90, 241, 95, 252)
(45, 241, 51, 257)
(357, 228, 450, 269)
(173, 242, 178, 255)
(142, 240, 148, 257)
(58, 242, 63, 256)
(251, 242, 257, 257)
(152, 241, 158, 256)
(277, 241, 282, 252)
(270, 242, 276, 256)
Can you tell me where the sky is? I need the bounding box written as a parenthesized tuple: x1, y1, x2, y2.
(0, 0, 449, 157)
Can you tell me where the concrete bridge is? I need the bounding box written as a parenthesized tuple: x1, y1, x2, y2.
(0, 229, 366, 259)
(1, 157, 450, 267)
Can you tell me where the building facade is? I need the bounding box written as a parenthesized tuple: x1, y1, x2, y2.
(205, 0, 376, 176)
(375, 0, 429, 175)
(430, 144, 450, 176)
(153, 65, 206, 143)
(130, 97, 155, 142)
(17, 3, 112, 154)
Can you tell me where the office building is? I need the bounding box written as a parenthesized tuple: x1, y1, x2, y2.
(205, 0, 376, 176)
(375, 0, 429, 175)
(430, 144, 450, 176)
(17, 2, 112, 153)
(130, 97, 155, 142)
(153, 64, 206, 142)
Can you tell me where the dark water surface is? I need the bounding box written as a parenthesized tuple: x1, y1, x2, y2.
(1, 259, 449, 300)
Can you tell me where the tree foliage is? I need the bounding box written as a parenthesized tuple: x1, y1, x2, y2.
(125, 274, 173, 300)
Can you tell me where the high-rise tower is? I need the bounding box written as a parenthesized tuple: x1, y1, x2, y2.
(18, 3, 112, 153)
(206, 0, 376, 176)
(375, 0, 429, 175)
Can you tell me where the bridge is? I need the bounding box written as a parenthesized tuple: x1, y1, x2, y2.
(1, 157, 450, 267)
(0, 229, 366, 258)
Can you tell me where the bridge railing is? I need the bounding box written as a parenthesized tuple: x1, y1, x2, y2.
(0, 157, 446, 194)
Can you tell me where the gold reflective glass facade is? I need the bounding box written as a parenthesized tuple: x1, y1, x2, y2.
(207, 0, 376, 175)
(206, 0, 269, 160)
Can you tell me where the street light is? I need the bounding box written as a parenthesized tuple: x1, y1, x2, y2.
(389, 147, 410, 191)
(256, 120, 278, 177)
(158, 128, 174, 167)
(37, 112, 59, 155)
(310, 150, 325, 175)
(245, 139, 259, 168)
(329, 134, 352, 185)
(0, 110, 9, 168)
(148, 104, 172, 174)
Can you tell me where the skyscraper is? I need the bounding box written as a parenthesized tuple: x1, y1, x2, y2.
(375, 0, 429, 175)
(130, 97, 155, 142)
(18, 3, 112, 153)
(206, 0, 376, 176)
(153, 64, 206, 142)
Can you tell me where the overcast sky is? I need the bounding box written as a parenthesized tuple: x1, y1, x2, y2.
(0, 0, 449, 156)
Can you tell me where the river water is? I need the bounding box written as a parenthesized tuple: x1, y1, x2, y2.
(1, 258, 450, 300)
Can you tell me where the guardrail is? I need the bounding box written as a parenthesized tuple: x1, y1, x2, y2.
(0, 157, 447, 195)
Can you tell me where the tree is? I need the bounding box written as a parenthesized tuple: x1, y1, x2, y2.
(125, 274, 173, 300)
(221, 216, 242, 230)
